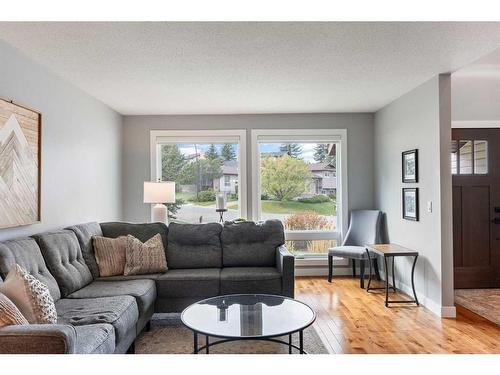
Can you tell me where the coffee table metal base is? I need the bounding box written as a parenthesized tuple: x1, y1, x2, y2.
(192, 330, 307, 354)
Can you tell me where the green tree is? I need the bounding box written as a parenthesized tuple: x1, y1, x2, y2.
(205, 144, 219, 160)
(161, 145, 188, 187)
(261, 155, 312, 201)
(221, 143, 236, 161)
(313, 144, 336, 166)
(280, 143, 303, 158)
(181, 158, 223, 192)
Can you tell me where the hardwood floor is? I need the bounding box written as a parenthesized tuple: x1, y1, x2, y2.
(295, 276, 500, 354)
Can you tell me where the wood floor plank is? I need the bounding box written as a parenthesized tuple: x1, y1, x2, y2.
(295, 276, 500, 354)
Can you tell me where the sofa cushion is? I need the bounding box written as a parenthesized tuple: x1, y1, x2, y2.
(220, 267, 282, 295)
(66, 279, 156, 319)
(0, 238, 61, 301)
(33, 231, 93, 297)
(66, 222, 103, 279)
(167, 222, 222, 269)
(56, 295, 138, 347)
(74, 323, 115, 354)
(156, 268, 220, 298)
(100, 222, 168, 252)
(221, 220, 284, 267)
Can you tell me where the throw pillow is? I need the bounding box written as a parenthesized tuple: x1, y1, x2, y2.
(0, 292, 29, 327)
(124, 234, 167, 276)
(0, 264, 57, 324)
(92, 236, 127, 277)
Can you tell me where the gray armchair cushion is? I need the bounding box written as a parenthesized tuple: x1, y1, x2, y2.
(167, 222, 222, 269)
(0, 237, 61, 301)
(67, 279, 156, 322)
(221, 220, 284, 267)
(156, 268, 220, 298)
(56, 295, 138, 351)
(66, 222, 103, 279)
(0, 324, 76, 354)
(220, 267, 282, 295)
(33, 230, 93, 297)
(328, 246, 368, 259)
(74, 323, 115, 354)
(100, 221, 168, 251)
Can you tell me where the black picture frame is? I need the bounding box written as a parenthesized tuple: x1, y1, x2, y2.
(402, 149, 418, 183)
(402, 188, 419, 221)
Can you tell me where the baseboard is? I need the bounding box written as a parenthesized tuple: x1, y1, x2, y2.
(441, 306, 457, 318)
(295, 266, 354, 277)
(395, 280, 456, 318)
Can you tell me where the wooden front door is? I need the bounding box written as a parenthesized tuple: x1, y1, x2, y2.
(452, 128, 500, 289)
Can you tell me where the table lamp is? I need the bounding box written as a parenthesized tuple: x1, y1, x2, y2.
(144, 181, 176, 223)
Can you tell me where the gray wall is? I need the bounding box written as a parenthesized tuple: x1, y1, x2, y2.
(122, 113, 374, 222)
(0, 40, 123, 241)
(374, 75, 454, 316)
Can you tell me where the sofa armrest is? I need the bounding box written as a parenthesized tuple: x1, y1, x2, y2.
(0, 324, 77, 354)
(276, 245, 295, 298)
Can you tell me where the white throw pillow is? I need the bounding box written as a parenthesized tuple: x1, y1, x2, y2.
(0, 264, 57, 324)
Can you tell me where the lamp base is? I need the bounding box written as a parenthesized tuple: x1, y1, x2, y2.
(152, 203, 168, 224)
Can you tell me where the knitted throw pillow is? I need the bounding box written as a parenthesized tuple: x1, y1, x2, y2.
(0, 264, 57, 324)
(124, 234, 167, 276)
(0, 292, 29, 327)
(92, 236, 127, 277)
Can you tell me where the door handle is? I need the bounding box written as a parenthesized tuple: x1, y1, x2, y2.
(492, 218, 500, 224)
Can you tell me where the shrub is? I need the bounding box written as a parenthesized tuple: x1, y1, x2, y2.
(328, 190, 336, 201)
(261, 193, 270, 201)
(283, 211, 332, 231)
(195, 189, 216, 202)
(297, 194, 331, 204)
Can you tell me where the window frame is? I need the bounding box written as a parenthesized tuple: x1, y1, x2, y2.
(150, 129, 248, 221)
(250, 129, 348, 256)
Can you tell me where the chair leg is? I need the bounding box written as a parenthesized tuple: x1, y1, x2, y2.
(373, 258, 381, 280)
(328, 255, 333, 282)
(359, 259, 365, 289)
(352, 259, 356, 277)
(146, 321, 151, 332)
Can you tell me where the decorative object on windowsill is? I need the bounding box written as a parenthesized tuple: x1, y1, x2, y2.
(402, 187, 419, 221)
(144, 181, 176, 224)
(215, 192, 227, 223)
(402, 149, 418, 183)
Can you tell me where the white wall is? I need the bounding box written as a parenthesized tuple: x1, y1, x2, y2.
(0, 40, 123, 241)
(374, 75, 454, 317)
(121, 113, 374, 222)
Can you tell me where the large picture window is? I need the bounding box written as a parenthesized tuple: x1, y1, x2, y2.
(150, 130, 247, 223)
(251, 129, 347, 259)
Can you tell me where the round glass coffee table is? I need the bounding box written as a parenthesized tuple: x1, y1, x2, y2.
(181, 294, 316, 354)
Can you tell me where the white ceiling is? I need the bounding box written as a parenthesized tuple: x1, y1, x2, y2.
(1, 22, 500, 115)
(452, 48, 500, 122)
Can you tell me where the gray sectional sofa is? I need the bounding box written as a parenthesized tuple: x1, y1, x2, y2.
(0, 220, 294, 354)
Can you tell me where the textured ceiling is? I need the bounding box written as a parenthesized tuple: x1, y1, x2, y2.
(1, 22, 500, 115)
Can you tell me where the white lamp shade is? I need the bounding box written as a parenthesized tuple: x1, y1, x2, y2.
(143, 181, 176, 204)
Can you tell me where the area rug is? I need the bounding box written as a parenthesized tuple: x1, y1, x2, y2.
(136, 313, 328, 354)
(455, 289, 500, 326)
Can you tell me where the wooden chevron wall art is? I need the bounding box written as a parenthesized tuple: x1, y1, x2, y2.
(0, 98, 41, 228)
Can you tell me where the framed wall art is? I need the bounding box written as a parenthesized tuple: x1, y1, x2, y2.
(402, 149, 418, 183)
(402, 187, 419, 221)
(0, 97, 41, 228)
